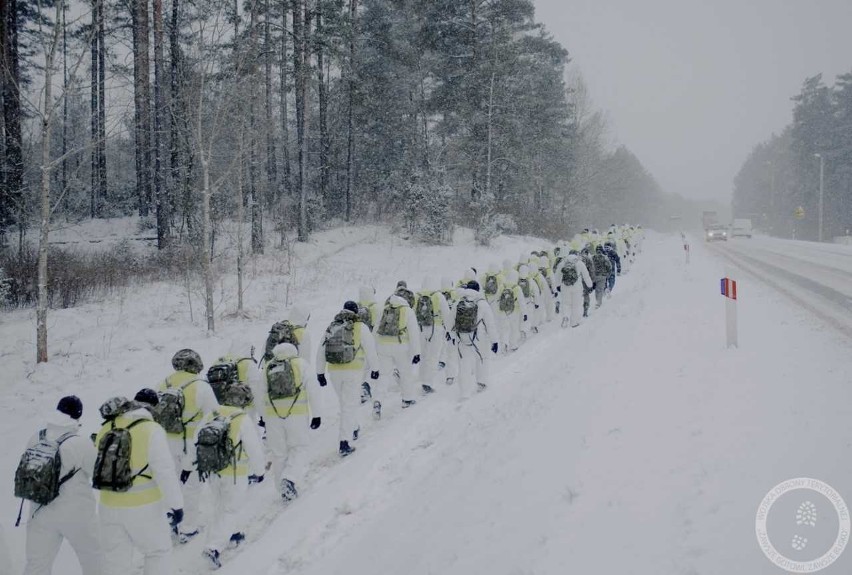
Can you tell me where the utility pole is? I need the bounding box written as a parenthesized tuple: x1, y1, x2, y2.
(815, 153, 824, 242)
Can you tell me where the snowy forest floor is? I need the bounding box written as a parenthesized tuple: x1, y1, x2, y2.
(2, 227, 852, 574)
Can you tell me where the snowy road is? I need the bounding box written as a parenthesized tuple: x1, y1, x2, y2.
(708, 236, 852, 340)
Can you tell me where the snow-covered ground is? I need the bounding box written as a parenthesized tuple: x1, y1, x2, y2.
(3, 228, 852, 574)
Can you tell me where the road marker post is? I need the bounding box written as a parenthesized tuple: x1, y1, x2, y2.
(721, 275, 738, 348)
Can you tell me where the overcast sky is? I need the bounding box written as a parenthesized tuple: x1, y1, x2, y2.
(533, 0, 852, 203)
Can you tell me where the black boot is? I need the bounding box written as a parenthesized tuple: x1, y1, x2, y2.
(339, 440, 356, 457)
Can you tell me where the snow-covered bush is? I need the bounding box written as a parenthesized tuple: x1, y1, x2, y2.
(404, 176, 454, 245)
(475, 213, 517, 246)
(0, 266, 10, 307)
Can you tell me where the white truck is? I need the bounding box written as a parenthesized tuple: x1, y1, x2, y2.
(730, 218, 753, 238)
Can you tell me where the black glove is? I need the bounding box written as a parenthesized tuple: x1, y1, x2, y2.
(556, 286, 561, 293)
(412, 355, 421, 365)
(534, 304, 540, 309)
(317, 374, 327, 387)
(310, 417, 321, 430)
(248, 474, 264, 485)
(179, 470, 191, 484)
(167, 508, 184, 528)
(445, 331, 452, 341)
(491, 343, 498, 354)
(523, 314, 528, 321)
(258, 417, 266, 429)
(370, 370, 379, 380)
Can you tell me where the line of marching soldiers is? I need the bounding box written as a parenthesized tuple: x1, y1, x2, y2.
(12, 225, 643, 574)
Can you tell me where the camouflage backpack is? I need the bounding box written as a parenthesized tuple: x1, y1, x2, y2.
(267, 359, 300, 399)
(415, 294, 435, 328)
(325, 312, 359, 365)
(518, 278, 531, 299)
(561, 261, 578, 286)
(483, 275, 499, 296)
(498, 287, 515, 314)
(263, 321, 301, 362)
(207, 360, 254, 409)
(376, 304, 404, 340)
(14, 430, 78, 508)
(153, 379, 198, 435)
(593, 253, 611, 276)
(92, 418, 151, 493)
(454, 297, 480, 334)
(196, 413, 242, 476)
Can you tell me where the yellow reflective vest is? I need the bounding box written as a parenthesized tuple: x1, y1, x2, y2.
(96, 415, 161, 508)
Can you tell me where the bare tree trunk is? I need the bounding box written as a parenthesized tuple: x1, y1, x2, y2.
(36, 1, 63, 363)
(90, 0, 98, 217)
(278, 6, 292, 244)
(315, 1, 328, 209)
(61, 0, 67, 211)
(169, 0, 184, 230)
(97, 0, 106, 205)
(263, 0, 277, 208)
(344, 0, 357, 222)
(153, 0, 169, 247)
(2, 0, 23, 236)
(236, 136, 245, 314)
(201, 156, 214, 332)
(293, 0, 310, 241)
(249, 0, 263, 253)
(485, 71, 494, 197)
(132, 0, 152, 216)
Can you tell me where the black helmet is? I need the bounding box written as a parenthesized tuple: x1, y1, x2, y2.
(467, 280, 481, 292)
(134, 388, 160, 407)
(57, 395, 83, 420)
(343, 300, 359, 314)
(171, 348, 203, 374)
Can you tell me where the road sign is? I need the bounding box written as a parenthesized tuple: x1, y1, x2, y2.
(794, 206, 805, 220)
(721, 277, 737, 300)
(721, 276, 738, 348)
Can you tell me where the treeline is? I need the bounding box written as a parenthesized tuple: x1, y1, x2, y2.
(733, 72, 852, 240)
(0, 0, 683, 251)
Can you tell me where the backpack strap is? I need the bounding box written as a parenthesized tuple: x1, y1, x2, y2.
(123, 418, 153, 481)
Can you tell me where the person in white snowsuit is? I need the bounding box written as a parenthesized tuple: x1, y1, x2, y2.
(250, 342, 320, 498)
(21, 397, 102, 575)
(317, 302, 380, 455)
(193, 405, 266, 569)
(438, 277, 460, 386)
(531, 256, 556, 322)
(158, 349, 219, 540)
(555, 252, 593, 328)
(95, 398, 184, 575)
(375, 292, 422, 408)
(518, 265, 542, 333)
(479, 263, 506, 350)
(415, 278, 452, 393)
(493, 269, 527, 353)
(451, 282, 499, 397)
